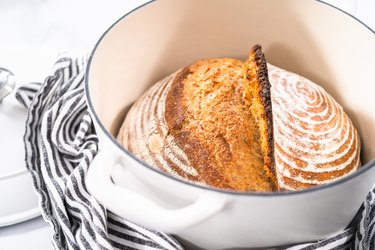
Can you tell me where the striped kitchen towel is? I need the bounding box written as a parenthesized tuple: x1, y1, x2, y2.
(16, 55, 375, 250)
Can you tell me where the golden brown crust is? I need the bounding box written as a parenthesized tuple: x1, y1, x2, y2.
(165, 53, 275, 191)
(164, 67, 233, 189)
(165, 67, 190, 131)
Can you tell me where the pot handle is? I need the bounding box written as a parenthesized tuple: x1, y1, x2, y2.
(85, 150, 225, 233)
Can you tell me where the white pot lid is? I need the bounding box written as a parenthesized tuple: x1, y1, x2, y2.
(0, 92, 40, 227)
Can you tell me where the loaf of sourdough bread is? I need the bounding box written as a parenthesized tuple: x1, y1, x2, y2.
(117, 45, 360, 192)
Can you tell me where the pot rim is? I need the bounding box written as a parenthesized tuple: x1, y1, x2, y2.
(85, 0, 375, 197)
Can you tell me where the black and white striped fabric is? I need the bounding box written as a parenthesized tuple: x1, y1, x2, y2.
(15, 56, 375, 250)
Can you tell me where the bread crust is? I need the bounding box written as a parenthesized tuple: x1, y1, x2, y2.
(164, 52, 275, 191)
(268, 64, 361, 190)
(244, 45, 277, 189)
(165, 66, 234, 189)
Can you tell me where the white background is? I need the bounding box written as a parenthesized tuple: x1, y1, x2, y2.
(0, 0, 374, 249)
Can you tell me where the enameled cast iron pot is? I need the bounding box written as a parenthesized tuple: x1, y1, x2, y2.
(85, 0, 375, 248)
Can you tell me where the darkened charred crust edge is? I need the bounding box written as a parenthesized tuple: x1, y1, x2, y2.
(249, 44, 276, 186)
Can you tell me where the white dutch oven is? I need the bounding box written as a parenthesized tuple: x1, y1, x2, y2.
(85, 0, 375, 248)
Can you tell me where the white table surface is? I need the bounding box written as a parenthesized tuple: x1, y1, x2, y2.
(0, 0, 374, 249)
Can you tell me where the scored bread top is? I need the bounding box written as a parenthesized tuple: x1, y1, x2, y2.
(268, 64, 361, 190)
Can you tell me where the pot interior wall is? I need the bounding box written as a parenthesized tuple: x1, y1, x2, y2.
(88, 0, 375, 165)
